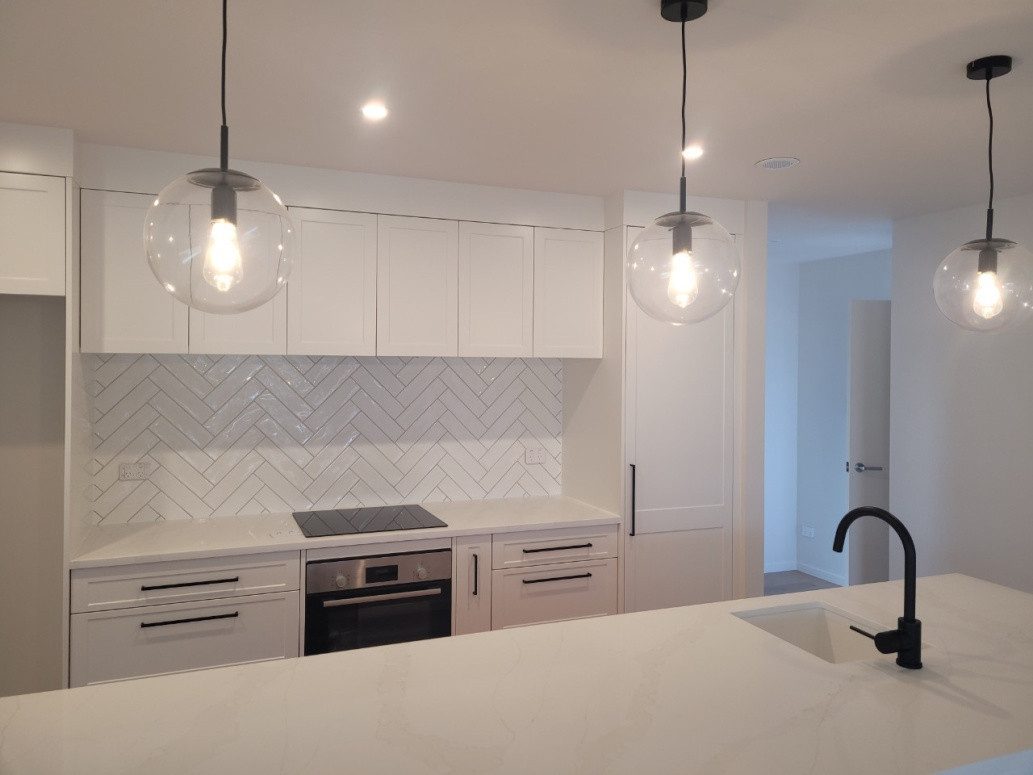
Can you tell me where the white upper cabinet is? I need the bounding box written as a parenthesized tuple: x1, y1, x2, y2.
(287, 207, 377, 356)
(377, 215, 458, 357)
(0, 171, 65, 295)
(81, 189, 188, 353)
(458, 221, 533, 358)
(533, 228, 603, 358)
(188, 292, 286, 355)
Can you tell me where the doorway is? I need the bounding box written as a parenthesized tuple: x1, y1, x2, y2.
(763, 250, 892, 595)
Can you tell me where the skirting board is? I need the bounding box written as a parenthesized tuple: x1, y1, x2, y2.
(797, 562, 848, 588)
(763, 561, 798, 573)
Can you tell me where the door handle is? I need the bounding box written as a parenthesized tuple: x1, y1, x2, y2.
(854, 462, 884, 473)
(472, 553, 479, 597)
(629, 463, 637, 537)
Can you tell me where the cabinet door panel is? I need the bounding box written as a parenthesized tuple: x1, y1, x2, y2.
(377, 215, 458, 356)
(0, 172, 65, 295)
(453, 535, 492, 636)
(459, 222, 533, 357)
(492, 558, 617, 629)
(533, 228, 603, 358)
(492, 525, 618, 570)
(287, 208, 377, 356)
(624, 227, 735, 613)
(69, 591, 299, 687)
(189, 291, 286, 355)
(70, 552, 301, 613)
(81, 190, 188, 353)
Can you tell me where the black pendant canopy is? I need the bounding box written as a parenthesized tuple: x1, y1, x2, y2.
(660, 0, 707, 22)
(967, 55, 1012, 81)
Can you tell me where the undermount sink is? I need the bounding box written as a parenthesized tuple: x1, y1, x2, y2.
(733, 601, 889, 664)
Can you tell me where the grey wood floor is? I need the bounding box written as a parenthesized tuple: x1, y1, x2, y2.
(764, 570, 839, 596)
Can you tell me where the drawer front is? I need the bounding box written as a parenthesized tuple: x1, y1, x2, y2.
(492, 525, 618, 570)
(491, 558, 617, 630)
(71, 552, 301, 613)
(69, 591, 300, 687)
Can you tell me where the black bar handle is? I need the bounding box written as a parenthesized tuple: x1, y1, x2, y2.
(140, 611, 239, 629)
(472, 553, 479, 597)
(629, 463, 637, 537)
(141, 576, 240, 591)
(522, 543, 593, 554)
(850, 625, 876, 640)
(522, 572, 593, 585)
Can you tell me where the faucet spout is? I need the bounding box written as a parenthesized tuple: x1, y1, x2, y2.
(833, 506, 922, 669)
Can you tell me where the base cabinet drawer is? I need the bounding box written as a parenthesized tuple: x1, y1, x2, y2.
(491, 558, 617, 630)
(492, 525, 618, 570)
(71, 552, 301, 613)
(70, 591, 300, 687)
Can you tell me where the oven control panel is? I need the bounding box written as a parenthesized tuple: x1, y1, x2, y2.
(306, 549, 452, 594)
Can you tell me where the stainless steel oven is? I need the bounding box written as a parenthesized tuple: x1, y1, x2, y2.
(304, 549, 452, 655)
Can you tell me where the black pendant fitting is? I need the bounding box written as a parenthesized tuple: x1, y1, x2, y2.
(661, 0, 707, 22)
(967, 55, 1012, 81)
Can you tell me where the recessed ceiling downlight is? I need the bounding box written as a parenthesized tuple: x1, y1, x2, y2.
(756, 157, 799, 170)
(362, 102, 388, 121)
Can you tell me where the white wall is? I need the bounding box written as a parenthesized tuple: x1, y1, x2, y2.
(891, 192, 1033, 594)
(796, 251, 891, 585)
(764, 261, 800, 572)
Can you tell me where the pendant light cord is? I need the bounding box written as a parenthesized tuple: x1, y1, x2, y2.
(678, 16, 687, 212)
(219, 0, 229, 170)
(984, 74, 994, 241)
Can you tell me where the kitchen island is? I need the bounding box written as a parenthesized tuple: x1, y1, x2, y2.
(2, 574, 1032, 774)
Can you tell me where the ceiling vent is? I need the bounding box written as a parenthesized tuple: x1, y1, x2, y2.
(756, 157, 800, 170)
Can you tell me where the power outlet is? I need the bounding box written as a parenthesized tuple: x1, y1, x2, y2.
(524, 447, 546, 465)
(119, 462, 151, 481)
(801, 524, 816, 539)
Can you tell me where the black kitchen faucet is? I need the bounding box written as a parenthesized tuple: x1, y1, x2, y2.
(833, 507, 922, 670)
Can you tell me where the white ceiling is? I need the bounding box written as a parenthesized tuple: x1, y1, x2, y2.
(2, 0, 1032, 263)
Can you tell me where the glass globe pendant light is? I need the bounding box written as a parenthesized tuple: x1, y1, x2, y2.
(933, 55, 1033, 332)
(144, 0, 294, 314)
(627, 0, 740, 326)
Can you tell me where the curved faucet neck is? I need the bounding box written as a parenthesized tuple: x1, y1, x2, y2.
(833, 507, 917, 621)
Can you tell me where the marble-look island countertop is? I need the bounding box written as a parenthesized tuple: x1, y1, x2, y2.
(70, 495, 620, 568)
(3, 574, 1033, 773)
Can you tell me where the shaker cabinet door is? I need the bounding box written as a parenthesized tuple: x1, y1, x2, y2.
(0, 171, 65, 295)
(287, 207, 377, 356)
(458, 221, 533, 357)
(376, 215, 458, 356)
(533, 228, 603, 358)
(453, 535, 492, 636)
(81, 189, 188, 353)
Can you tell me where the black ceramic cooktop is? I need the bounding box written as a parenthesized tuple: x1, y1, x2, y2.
(292, 504, 447, 537)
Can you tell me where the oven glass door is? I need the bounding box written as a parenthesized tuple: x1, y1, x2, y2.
(305, 580, 452, 655)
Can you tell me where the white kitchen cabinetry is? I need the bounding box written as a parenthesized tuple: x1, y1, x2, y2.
(0, 171, 65, 295)
(492, 558, 617, 629)
(458, 222, 533, 357)
(490, 524, 618, 629)
(533, 228, 603, 358)
(623, 226, 735, 613)
(452, 535, 492, 636)
(287, 207, 377, 356)
(81, 189, 189, 353)
(69, 552, 300, 687)
(377, 215, 458, 356)
(189, 292, 287, 355)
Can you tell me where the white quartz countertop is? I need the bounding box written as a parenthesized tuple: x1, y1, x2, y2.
(4, 574, 1033, 774)
(69, 496, 620, 568)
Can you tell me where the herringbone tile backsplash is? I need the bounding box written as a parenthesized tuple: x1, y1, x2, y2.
(83, 354, 562, 524)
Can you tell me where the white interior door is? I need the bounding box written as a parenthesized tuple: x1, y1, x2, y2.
(624, 230, 735, 612)
(847, 300, 891, 585)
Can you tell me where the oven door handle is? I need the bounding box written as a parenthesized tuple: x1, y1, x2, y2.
(321, 587, 443, 608)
